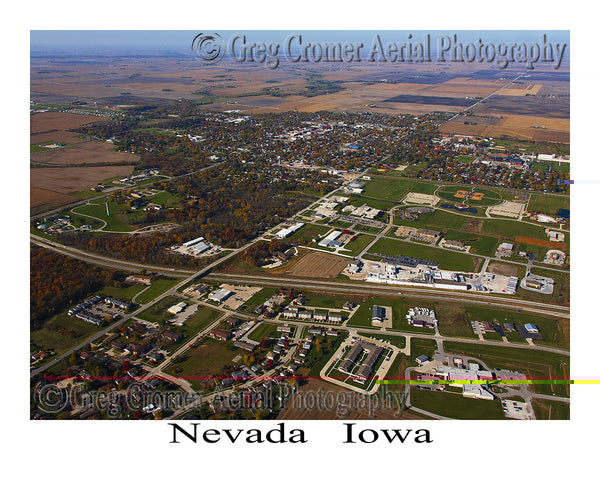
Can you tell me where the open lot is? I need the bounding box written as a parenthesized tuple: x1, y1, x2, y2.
(284, 251, 349, 278)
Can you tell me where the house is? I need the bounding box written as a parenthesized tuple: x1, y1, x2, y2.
(162, 330, 183, 343)
(524, 323, 539, 333)
(210, 328, 232, 341)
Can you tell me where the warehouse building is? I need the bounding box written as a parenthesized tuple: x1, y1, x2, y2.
(209, 288, 233, 303)
(318, 230, 342, 247)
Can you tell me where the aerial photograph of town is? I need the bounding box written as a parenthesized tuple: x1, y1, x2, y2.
(30, 29, 571, 422)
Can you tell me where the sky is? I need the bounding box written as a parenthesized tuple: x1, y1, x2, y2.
(30, 30, 570, 54)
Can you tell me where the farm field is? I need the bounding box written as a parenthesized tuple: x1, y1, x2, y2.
(30, 111, 102, 145)
(31, 165, 135, 207)
(31, 141, 139, 166)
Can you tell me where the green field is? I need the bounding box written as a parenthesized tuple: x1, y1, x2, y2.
(463, 306, 569, 349)
(362, 177, 439, 201)
(395, 208, 467, 230)
(409, 388, 506, 419)
(172, 306, 223, 338)
(481, 219, 547, 241)
(73, 201, 135, 232)
(527, 193, 569, 216)
(239, 287, 275, 312)
(166, 337, 240, 391)
(531, 398, 570, 420)
(136, 295, 183, 323)
(443, 230, 499, 256)
(135, 278, 180, 304)
(343, 234, 376, 256)
(455, 155, 476, 164)
(348, 196, 396, 211)
(100, 283, 146, 302)
(31, 312, 106, 357)
(363, 334, 406, 349)
(368, 237, 478, 272)
(288, 223, 331, 244)
(247, 322, 282, 342)
(301, 292, 352, 309)
(409, 338, 438, 362)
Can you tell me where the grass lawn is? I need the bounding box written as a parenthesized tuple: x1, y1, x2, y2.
(135, 278, 180, 304)
(455, 155, 475, 164)
(73, 201, 135, 232)
(247, 322, 282, 342)
(349, 196, 396, 211)
(342, 233, 376, 257)
(136, 295, 182, 324)
(166, 337, 241, 391)
(100, 283, 146, 302)
(482, 219, 547, 241)
(31, 312, 105, 356)
(239, 287, 276, 312)
(442, 341, 570, 397)
(396, 209, 467, 230)
(410, 338, 438, 361)
(436, 304, 477, 339)
(146, 190, 181, 207)
(463, 305, 569, 349)
(531, 398, 570, 420)
(369, 237, 478, 272)
(172, 306, 224, 338)
(409, 388, 506, 419)
(363, 334, 406, 349)
(288, 223, 331, 244)
(301, 292, 352, 309)
(443, 230, 499, 257)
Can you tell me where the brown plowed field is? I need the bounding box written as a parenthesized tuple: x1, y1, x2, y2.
(284, 251, 348, 278)
(515, 236, 566, 250)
